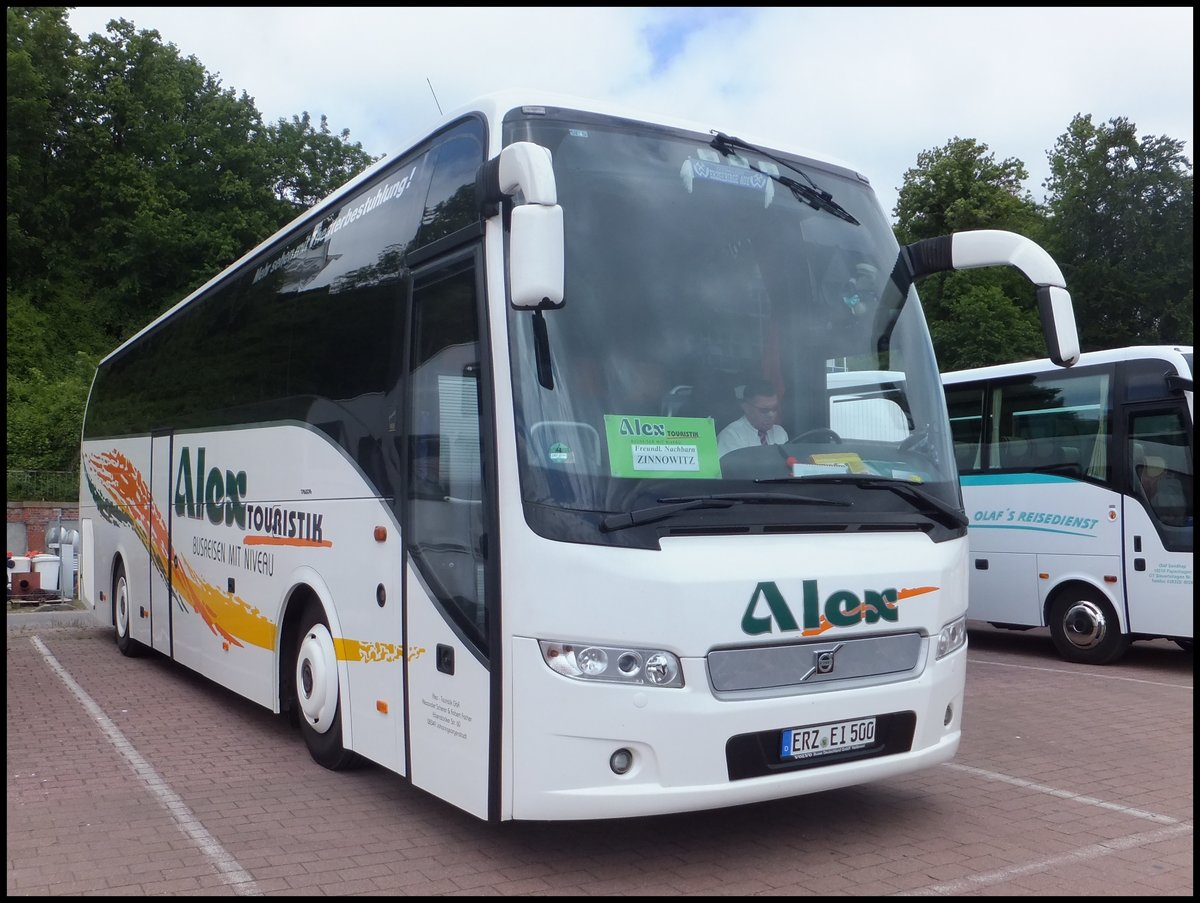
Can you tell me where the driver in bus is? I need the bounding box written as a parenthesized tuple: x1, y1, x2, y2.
(717, 378, 788, 456)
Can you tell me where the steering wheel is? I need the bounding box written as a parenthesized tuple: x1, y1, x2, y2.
(792, 427, 842, 444)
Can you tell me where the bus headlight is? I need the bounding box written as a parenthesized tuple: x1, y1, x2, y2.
(937, 615, 968, 659)
(540, 641, 684, 688)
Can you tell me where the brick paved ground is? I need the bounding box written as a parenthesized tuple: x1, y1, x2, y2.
(7, 615, 1192, 896)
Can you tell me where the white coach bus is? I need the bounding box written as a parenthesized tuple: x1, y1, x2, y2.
(78, 91, 1079, 821)
(944, 346, 1193, 664)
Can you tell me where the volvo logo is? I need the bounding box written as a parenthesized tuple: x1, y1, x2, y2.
(800, 643, 844, 681)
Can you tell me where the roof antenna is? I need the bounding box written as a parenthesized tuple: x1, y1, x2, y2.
(426, 78, 443, 116)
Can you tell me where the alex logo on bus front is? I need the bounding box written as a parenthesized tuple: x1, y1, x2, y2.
(741, 580, 899, 635)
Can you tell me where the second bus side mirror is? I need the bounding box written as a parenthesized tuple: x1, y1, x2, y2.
(900, 230, 1081, 368)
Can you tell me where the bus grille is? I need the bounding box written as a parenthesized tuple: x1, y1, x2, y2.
(708, 631, 924, 694)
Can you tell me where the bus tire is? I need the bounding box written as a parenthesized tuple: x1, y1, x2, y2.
(292, 601, 358, 770)
(113, 561, 141, 657)
(1048, 587, 1130, 665)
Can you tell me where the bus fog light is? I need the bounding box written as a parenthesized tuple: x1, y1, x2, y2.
(944, 703, 954, 726)
(610, 748, 634, 775)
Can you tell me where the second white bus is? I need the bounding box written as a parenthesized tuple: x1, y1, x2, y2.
(944, 346, 1193, 663)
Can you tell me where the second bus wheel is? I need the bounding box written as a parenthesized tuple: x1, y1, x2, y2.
(292, 601, 358, 770)
(1048, 587, 1130, 665)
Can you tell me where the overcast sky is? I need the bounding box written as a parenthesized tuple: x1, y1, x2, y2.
(66, 7, 1193, 219)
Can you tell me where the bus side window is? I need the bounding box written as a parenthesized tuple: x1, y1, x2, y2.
(1138, 454, 1190, 526)
(954, 443, 978, 473)
(1130, 410, 1194, 528)
(1000, 435, 1031, 469)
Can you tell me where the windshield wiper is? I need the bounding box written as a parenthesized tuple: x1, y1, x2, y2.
(756, 476, 968, 530)
(660, 491, 847, 507)
(710, 131, 860, 225)
(600, 498, 736, 532)
(600, 492, 846, 533)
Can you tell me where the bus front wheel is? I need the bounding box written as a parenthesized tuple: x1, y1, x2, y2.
(292, 601, 357, 770)
(113, 561, 140, 657)
(1048, 588, 1130, 665)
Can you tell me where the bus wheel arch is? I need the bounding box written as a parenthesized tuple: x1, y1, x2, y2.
(279, 583, 358, 770)
(1046, 582, 1130, 665)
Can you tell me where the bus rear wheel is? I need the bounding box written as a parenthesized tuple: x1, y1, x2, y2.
(292, 601, 358, 770)
(113, 561, 141, 657)
(1048, 588, 1129, 665)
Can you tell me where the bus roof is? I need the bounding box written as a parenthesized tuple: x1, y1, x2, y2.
(942, 345, 1194, 384)
(101, 90, 868, 366)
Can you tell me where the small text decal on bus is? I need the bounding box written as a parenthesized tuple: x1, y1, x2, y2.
(741, 580, 937, 636)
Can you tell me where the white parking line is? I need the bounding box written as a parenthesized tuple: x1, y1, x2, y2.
(30, 636, 262, 896)
(968, 656, 1194, 690)
(894, 822, 1193, 896)
(943, 762, 1181, 824)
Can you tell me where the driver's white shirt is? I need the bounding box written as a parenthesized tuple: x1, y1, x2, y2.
(717, 417, 788, 457)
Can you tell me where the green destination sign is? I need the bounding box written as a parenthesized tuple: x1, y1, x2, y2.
(603, 415, 720, 479)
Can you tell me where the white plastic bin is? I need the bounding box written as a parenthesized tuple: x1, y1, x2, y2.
(9, 555, 31, 589)
(31, 553, 61, 593)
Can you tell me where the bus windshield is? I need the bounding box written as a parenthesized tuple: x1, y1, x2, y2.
(505, 110, 956, 545)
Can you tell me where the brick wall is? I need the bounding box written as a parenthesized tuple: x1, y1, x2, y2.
(7, 502, 79, 555)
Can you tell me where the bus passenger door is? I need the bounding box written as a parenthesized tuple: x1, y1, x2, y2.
(402, 254, 495, 821)
(149, 431, 174, 653)
(1122, 406, 1194, 641)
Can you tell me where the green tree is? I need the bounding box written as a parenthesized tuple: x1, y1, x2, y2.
(66, 17, 286, 335)
(6, 9, 377, 477)
(1042, 114, 1193, 350)
(893, 137, 1049, 369)
(268, 111, 377, 210)
(6, 7, 79, 289)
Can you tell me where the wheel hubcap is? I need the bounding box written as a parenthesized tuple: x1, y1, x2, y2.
(1062, 600, 1107, 650)
(116, 578, 128, 635)
(295, 623, 338, 734)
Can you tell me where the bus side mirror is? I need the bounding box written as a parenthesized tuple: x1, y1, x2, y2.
(1035, 285, 1080, 369)
(900, 230, 1081, 367)
(479, 142, 565, 310)
(510, 204, 564, 310)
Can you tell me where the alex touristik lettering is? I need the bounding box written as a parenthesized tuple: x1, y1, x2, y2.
(174, 446, 323, 541)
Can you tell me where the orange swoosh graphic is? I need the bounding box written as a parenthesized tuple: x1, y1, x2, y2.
(87, 449, 410, 663)
(244, 536, 333, 548)
(800, 585, 941, 636)
(86, 450, 275, 650)
(897, 586, 939, 600)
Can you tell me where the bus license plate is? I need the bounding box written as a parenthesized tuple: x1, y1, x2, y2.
(780, 717, 876, 760)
